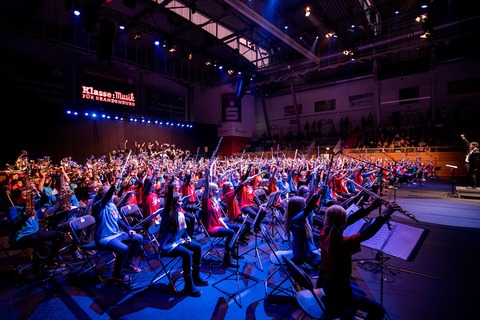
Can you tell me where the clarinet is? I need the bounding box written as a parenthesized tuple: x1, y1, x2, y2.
(209, 137, 223, 166)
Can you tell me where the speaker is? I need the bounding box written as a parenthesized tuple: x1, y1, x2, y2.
(97, 19, 115, 61)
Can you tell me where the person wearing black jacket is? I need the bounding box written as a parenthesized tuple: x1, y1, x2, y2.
(461, 134, 480, 189)
(157, 177, 208, 297)
(318, 201, 401, 320)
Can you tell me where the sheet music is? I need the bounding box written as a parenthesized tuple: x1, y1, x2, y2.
(346, 204, 360, 217)
(343, 218, 365, 237)
(361, 221, 427, 261)
(382, 223, 426, 261)
(361, 222, 396, 251)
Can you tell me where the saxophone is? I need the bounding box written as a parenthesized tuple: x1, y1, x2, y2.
(58, 173, 72, 211)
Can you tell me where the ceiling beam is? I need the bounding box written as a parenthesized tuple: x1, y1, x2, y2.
(223, 0, 320, 64)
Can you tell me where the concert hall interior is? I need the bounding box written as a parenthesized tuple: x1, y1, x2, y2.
(1, 1, 480, 320)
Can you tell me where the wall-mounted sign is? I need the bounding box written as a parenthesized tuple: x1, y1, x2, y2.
(222, 94, 241, 122)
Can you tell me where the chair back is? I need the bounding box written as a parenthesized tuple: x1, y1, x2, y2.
(120, 204, 142, 216)
(181, 195, 200, 213)
(282, 255, 326, 318)
(70, 215, 96, 231)
(282, 255, 314, 291)
(120, 204, 143, 228)
(69, 215, 96, 245)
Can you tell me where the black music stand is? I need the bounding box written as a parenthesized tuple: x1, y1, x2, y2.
(347, 218, 428, 304)
(212, 217, 259, 308)
(263, 191, 283, 239)
(242, 203, 271, 272)
(444, 164, 459, 198)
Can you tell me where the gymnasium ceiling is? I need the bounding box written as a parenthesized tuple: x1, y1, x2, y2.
(2, 0, 479, 95)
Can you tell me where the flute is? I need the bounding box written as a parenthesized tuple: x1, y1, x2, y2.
(345, 177, 419, 222)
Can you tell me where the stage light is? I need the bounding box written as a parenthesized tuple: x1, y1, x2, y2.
(325, 32, 336, 38)
(305, 6, 311, 17)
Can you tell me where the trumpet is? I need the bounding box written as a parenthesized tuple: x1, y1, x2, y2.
(345, 177, 419, 222)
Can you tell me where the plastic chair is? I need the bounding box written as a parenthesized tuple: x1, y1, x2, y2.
(282, 255, 326, 319)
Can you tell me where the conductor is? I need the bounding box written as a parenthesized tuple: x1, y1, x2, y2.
(460, 134, 479, 189)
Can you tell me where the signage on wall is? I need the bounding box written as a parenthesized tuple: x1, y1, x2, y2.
(82, 86, 135, 106)
(79, 66, 136, 112)
(349, 93, 373, 108)
(222, 94, 241, 122)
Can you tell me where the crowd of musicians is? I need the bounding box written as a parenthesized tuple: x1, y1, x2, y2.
(3, 142, 426, 319)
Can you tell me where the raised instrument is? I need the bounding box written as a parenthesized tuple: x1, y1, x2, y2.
(345, 177, 419, 222)
(209, 137, 223, 165)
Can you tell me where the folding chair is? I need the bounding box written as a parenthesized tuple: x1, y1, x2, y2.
(68, 215, 115, 282)
(146, 249, 183, 294)
(254, 188, 268, 204)
(135, 208, 182, 293)
(120, 204, 144, 230)
(195, 209, 226, 265)
(261, 225, 295, 298)
(282, 255, 326, 319)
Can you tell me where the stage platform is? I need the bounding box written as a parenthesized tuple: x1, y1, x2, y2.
(456, 186, 480, 199)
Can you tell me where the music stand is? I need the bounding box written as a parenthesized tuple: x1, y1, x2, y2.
(262, 191, 283, 239)
(242, 203, 271, 272)
(212, 217, 259, 308)
(347, 218, 428, 304)
(444, 164, 459, 198)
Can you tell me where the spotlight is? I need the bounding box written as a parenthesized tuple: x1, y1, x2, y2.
(325, 32, 336, 38)
(420, 31, 431, 39)
(305, 6, 311, 17)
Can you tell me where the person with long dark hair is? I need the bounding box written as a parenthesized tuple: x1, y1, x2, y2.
(201, 167, 241, 268)
(157, 176, 208, 297)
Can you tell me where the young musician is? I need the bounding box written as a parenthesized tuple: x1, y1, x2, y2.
(157, 176, 208, 297)
(201, 167, 241, 268)
(318, 201, 401, 319)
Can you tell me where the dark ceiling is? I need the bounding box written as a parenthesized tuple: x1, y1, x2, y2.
(2, 0, 479, 95)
